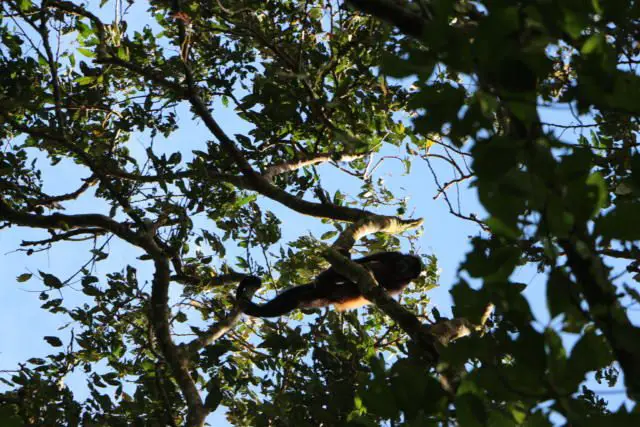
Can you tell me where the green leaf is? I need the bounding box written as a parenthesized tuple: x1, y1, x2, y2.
(82, 284, 101, 297)
(488, 410, 520, 427)
(175, 311, 187, 323)
(581, 413, 640, 426)
(456, 393, 487, 427)
(485, 217, 520, 239)
(18, 0, 32, 11)
(546, 270, 575, 318)
(320, 231, 338, 240)
(563, 10, 588, 39)
(545, 328, 567, 386)
(81, 276, 99, 286)
(0, 405, 22, 427)
(545, 195, 573, 237)
(567, 332, 613, 388)
(234, 194, 256, 208)
(77, 48, 96, 58)
(116, 46, 130, 61)
(411, 83, 466, 134)
(40, 271, 63, 289)
(76, 21, 92, 37)
(235, 256, 249, 269)
(586, 172, 607, 216)
(16, 273, 32, 282)
(581, 34, 606, 55)
(597, 202, 640, 240)
(523, 412, 553, 426)
(75, 76, 98, 86)
(102, 372, 120, 386)
(168, 152, 182, 164)
(44, 336, 63, 347)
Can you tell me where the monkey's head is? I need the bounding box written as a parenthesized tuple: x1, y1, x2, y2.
(398, 254, 423, 280)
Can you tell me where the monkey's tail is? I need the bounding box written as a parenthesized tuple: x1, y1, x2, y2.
(236, 276, 317, 318)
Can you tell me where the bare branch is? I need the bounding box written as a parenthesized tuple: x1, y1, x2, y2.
(541, 121, 599, 129)
(30, 176, 97, 207)
(20, 228, 105, 247)
(423, 154, 488, 231)
(433, 173, 474, 200)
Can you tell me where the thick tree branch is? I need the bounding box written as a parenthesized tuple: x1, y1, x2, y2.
(263, 152, 365, 181)
(151, 256, 207, 427)
(332, 216, 424, 252)
(0, 199, 141, 247)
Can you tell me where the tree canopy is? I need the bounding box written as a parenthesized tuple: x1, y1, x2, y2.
(1, 1, 640, 426)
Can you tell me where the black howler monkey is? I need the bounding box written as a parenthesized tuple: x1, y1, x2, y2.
(236, 252, 423, 318)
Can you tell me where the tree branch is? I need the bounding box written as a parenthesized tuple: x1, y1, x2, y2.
(263, 152, 365, 181)
(30, 176, 97, 207)
(332, 216, 424, 252)
(19, 228, 105, 246)
(0, 199, 142, 247)
(151, 256, 207, 427)
(105, 167, 249, 189)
